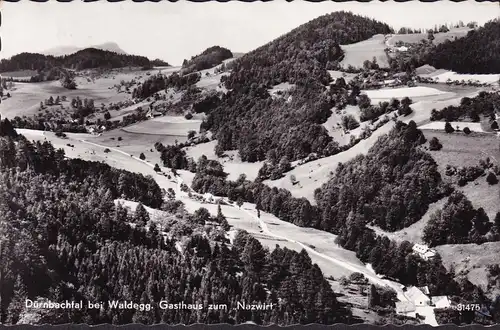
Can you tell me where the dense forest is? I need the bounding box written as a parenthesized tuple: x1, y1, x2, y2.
(423, 192, 498, 247)
(0, 120, 356, 325)
(198, 11, 392, 163)
(188, 121, 500, 324)
(0, 48, 155, 73)
(182, 46, 233, 75)
(314, 121, 445, 232)
(424, 20, 500, 74)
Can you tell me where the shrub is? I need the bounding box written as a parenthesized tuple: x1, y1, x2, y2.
(463, 127, 471, 135)
(445, 122, 455, 133)
(341, 114, 360, 130)
(139, 152, 146, 160)
(55, 131, 67, 138)
(184, 112, 193, 120)
(104, 148, 111, 153)
(487, 172, 498, 185)
(429, 137, 443, 151)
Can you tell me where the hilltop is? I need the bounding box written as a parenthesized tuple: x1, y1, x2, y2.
(181, 46, 233, 74)
(42, 42, 128, 57)
(0, 48, 169, 75)
(202, 11, 392, 164)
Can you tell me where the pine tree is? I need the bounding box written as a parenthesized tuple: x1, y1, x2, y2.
(216, 204, 230, 231)
(134, 203, 150, 226)
(487, 172, 498, 185)
(445, 122, 455, 133)
(368, 284, 380, 308)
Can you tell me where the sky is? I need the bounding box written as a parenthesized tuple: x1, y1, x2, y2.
(1, 0, 498, 66)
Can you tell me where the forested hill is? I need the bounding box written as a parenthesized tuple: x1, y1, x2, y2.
(181, 46, 233, 74)
(202, 11, 392, 162)
(0, 48, 164, 72)
(223, 11, 393, 89)
(424, 19, 500, 74)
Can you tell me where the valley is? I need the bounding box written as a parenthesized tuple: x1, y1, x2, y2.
(1, 5, 500, 327)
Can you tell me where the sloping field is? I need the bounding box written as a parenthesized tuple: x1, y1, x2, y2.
(0, 67, 181, 120)
(123, 116, 202, 136)
(195, 72, 226, 91)
(184, 140, 264, 182)
(264, 120, 396, 203)
(367, 198, 448, 245)
(0, 70, 38, 79)
(423, 130, 500, 219)
(328, 71, 357, 83)
(114, 198, 174, 227)
(436, 242, 500, 292)
(91, 129, 187, 166)
(424, 130, 500, 171)
(417, 65, 500, 85)
(405, 90, 482, 127)
(322, 105, 369, 146)
(0, 74, 132, 119)
(268, 82, 295, 97)
(363, 86, 448, 101)
(194, 58, 236, 92)
(340, 34, 389, 69)
(415, 65, 449, 76)
(386, 28, 471, 47)
(419, 121, 485, 133)
(430, 72, 500, 85)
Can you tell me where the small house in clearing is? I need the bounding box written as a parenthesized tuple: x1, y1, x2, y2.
(412, 244, 437, 260)
(147, 110, 162, 118)
(431, 296, 451, 309)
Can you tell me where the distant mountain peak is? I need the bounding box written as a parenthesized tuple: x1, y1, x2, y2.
(42, 42, 127, 56)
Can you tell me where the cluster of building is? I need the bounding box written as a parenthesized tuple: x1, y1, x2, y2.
(396, 286, 451, 314)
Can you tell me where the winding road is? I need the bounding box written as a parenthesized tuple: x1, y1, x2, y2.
(78, 138, 439, 325)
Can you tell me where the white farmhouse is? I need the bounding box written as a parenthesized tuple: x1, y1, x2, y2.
(406, 286, 431, 306)
(396, 301, 416, 314)
(431, 296, 451, 309)
(412, 244, 437, 260)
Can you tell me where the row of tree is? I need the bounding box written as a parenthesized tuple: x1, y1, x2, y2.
(430, 92, 500, 122)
